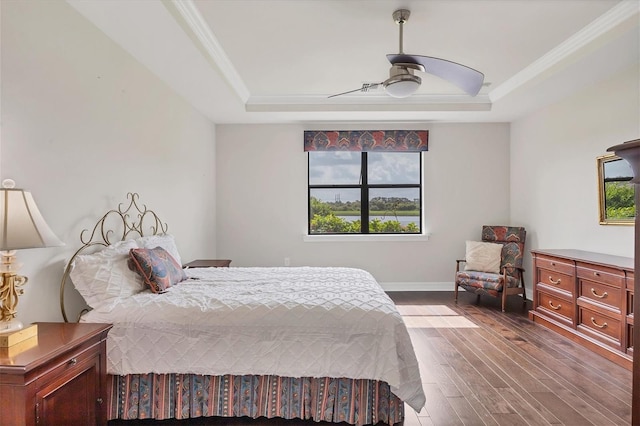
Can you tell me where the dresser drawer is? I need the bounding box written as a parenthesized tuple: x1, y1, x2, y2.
(537, 269, 574, 294)
(577, 263, 625, 288)
(626, 271, 634, 291)
(535, 255, 575, 276)
(35, 343, 100, 390)
(578, 280, 621, 312)
(535, 290, 574, 326)
(578, 305, 622, 347)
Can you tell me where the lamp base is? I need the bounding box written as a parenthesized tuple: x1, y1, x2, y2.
(0, 322, 37, 347)
(0, 318, 23, 333)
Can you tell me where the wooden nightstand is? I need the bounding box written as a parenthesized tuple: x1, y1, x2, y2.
(0, 322, 112, 426)
(183, 259, 232, 268)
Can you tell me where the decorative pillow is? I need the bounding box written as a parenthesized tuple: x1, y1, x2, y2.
(69, 239, 145, 309)
(136, 234, 183, 267)
(128, 247, 187, 293)
(464, 240, 503, 274)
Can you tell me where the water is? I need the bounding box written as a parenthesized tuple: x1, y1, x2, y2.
(337, 215, 419, 226)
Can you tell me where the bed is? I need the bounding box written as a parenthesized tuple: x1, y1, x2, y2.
(60, 193, 425, 425)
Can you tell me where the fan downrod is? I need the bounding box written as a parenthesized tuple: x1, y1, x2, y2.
(393, 9, 410, 54)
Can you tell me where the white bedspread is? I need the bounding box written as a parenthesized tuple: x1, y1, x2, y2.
(81, 266, 425, 411)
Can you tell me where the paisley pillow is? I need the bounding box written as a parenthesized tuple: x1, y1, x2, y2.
(128, 247, 187, 293)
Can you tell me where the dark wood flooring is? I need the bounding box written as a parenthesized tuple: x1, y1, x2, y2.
(108, 291, 632, 426)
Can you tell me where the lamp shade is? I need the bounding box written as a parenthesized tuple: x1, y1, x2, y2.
(0, 187, 63, 250)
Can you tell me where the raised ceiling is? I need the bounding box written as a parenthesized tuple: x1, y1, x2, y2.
(67, 0, 639, 123)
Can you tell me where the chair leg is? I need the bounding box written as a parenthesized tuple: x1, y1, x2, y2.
(454, 282, 458, 303)
(476, 294, 481, 305)
(502, 289, 507, 312)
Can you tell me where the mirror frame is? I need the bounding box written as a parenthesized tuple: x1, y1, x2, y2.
(597, 153, 635, 225)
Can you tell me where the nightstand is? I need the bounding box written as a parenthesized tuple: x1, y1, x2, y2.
(0, 322, 112, 426)
(183, 259, 232, 268)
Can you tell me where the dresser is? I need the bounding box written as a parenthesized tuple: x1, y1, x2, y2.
(0, 322, 112, 425)
(529, 249, 634, 370)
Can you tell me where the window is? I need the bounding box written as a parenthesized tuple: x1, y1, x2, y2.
(308, 151, 422, 234)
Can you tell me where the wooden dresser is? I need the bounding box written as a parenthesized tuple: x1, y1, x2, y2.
(529, 249, 634, 370)
(0, 322, 112, 425)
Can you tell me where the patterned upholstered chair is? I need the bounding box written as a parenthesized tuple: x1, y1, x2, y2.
(454, 226, 527, 312)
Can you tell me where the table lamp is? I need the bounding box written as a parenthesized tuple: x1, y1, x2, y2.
(0, 179, 63, 345)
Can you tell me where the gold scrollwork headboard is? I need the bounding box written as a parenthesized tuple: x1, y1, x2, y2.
(60, 193, 168, 322)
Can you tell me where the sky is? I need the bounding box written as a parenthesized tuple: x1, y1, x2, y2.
(604, 157, 632, 179)
(309, 152, 420, 202)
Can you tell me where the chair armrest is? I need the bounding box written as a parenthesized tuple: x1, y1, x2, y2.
(455, 259, 466, 273)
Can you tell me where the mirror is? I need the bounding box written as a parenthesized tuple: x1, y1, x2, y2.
(597, 154, 635, 225)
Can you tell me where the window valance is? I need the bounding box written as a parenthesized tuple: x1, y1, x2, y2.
(304, 130, 428, 152)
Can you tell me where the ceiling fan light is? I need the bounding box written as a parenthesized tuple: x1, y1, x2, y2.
(384, 74, 421, 98)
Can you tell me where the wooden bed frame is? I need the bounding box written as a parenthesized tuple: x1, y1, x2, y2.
(59, 193, 405, 426)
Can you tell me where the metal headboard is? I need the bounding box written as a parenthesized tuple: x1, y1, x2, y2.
(60, 192, 168, 322)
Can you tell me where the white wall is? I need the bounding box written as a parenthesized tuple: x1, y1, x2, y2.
(511, 65, 640, 257)
(1, 1, 217, 323)
(511, 64, 639, 277)
(216, 122, 511, 288)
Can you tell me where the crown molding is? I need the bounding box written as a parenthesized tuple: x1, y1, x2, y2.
(171, 0, 250, 103)
(246, 94, 492, 112)
(490, 0, 640, 102)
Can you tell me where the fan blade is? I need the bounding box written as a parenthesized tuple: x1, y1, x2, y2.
(328, 82, 382, 98)
(387, 54, 484, 96)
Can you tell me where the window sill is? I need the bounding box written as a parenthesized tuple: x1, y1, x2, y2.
(303, 233, 430, 242)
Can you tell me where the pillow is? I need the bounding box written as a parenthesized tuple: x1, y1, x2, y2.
(69, 239, 145, 309)
(136, 234, 182, 267)
(464, 240, 503, 274)
(128, 247, 187, 293)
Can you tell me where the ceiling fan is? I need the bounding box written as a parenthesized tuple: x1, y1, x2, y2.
(329, 9, 484, 99)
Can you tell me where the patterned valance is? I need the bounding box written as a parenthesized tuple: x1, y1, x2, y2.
(304, 130, 428, 152)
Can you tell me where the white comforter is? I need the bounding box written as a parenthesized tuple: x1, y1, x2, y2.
(81, 266, 425, 411)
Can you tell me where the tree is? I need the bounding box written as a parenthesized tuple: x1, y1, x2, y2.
(605, 182, 635, 219)
(310, 197, 420, 233)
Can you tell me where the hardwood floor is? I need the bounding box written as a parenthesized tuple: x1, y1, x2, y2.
(108, 291, 632, 426)
(393, 292, 631, 426)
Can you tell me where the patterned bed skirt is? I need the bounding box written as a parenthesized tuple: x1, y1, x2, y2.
(108, 373, 404, 426)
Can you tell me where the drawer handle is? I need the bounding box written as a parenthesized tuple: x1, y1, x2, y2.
(590, 288, 608, 299)
(590, 317, 608, 329)
(549, 276, 561, 285)
(548, 301, 562, 310)
(594, 271, 601, 277)
(97, 397, 103, 405)
(69, 358, 78, 366)
(551, 262, 556, 266)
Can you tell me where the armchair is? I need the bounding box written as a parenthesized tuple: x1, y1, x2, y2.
(454, 225, 527, 312)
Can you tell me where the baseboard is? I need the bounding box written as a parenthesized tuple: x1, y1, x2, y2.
(379, 282, 454, 292)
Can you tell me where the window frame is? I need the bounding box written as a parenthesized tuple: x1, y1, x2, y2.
(307, 151, 423, 235)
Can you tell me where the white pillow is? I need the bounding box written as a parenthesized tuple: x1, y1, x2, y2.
(464, 240, 503, 274)
(70, 239, 145, 309)
(136, 234, 182, 267)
